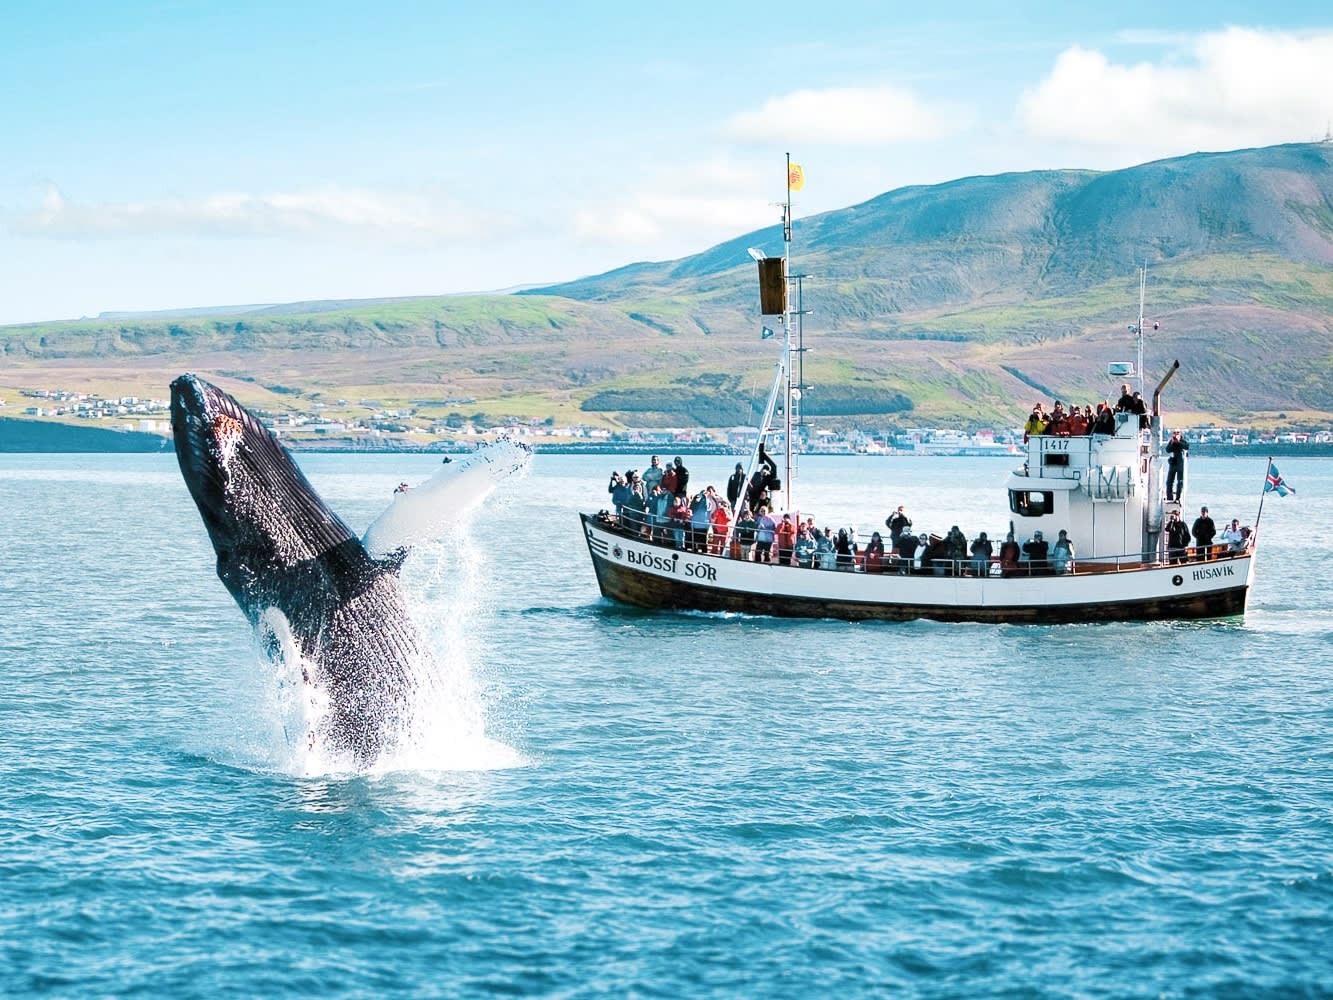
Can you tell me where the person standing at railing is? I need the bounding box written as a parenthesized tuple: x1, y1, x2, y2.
(709, 500, 731, 556)
(1022, 531, 1050, 575)
(794, 527, 817, 568)
(1167, 510, 1191, 564)
(608, 471, 630, 521)
(1023, 405, 1047, 442)
(1052, 529, 1075, 575)
(970, 532, 993, 577)
(753, 505, 777, 563)
(1091, 402, 1116, 435)
(648, 483, 671, 542)
(1192, 506, 1216, 561)
(734, 506, 757, 561)
(998, 532, 1020, 577)
(776, 514, 797, 566)
(862, 532, 887, 574)
(1218, 518, 1245, 553)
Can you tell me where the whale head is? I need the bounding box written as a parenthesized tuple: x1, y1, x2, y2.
(171, 374, 356, 562)
(170, 374, 362, 611)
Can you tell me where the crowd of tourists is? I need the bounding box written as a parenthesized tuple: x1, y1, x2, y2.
(1022, 384, 1152, 442)
(601, 450, 1251, 576)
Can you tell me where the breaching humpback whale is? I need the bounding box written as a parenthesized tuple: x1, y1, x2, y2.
(170, 373, 531, 769)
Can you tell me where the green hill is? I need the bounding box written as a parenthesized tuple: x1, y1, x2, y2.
(4, 142, 1332, 431)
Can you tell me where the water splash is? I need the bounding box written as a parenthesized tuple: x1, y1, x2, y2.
(244, 460, 530, 778)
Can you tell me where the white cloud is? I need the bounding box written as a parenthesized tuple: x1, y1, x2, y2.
(11, 184, 504, 244)
(1018, 28, 1333, 151)
(573, 159, 773, 247)
(720, 86, 966, 145)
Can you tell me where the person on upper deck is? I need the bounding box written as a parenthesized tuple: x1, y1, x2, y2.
(1045, 403, 1070, 437)
(1067, 405, 1089, 436)
(1115, 384, 1135, 412)
(1131, 391, 1149, 429)
(1023, 405, 1047, 442)
(1165, 430, 1189, 502)
(1091, 402, 1117, 435)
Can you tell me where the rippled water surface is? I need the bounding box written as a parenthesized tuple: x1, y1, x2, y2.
(2, 452, 1330, 996)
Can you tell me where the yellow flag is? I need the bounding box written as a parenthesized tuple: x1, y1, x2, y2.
(788, 162, 805, 192)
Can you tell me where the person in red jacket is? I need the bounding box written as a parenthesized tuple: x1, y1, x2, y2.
(775, 513, 797, 566)
(709, 501, 731, 556)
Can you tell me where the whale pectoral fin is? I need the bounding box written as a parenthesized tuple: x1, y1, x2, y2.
(361, 439, 532, 560)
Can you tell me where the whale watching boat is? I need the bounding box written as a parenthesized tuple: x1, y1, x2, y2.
(579, 162, 1258, 624)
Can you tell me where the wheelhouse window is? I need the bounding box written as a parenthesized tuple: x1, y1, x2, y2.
(1010, 490, 1054, 517)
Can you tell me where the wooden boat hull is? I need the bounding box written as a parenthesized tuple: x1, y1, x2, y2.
(580, 514, 1252, 624)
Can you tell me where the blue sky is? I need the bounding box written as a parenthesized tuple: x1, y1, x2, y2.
(2, 1, 1331, 325)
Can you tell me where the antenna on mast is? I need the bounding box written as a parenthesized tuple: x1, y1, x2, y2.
(1136, 263, 1146, 394)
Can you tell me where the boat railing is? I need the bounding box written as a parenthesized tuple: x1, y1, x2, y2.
(586, 511, 1251, 577)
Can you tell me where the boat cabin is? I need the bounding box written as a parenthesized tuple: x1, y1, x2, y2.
(1007, 412, 1164, 567)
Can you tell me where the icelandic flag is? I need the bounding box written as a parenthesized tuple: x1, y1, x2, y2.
(1264, 462, 1294, 496)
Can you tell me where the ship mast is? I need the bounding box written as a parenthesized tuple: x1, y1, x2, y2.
(782, 152, 795, 511)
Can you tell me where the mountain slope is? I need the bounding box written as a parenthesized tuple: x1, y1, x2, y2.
(4, 142, 1332, 429)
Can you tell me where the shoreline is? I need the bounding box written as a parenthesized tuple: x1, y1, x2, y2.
(2, 418, 1330, 458)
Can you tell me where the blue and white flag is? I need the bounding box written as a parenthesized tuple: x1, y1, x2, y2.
(1264, 462, 1294, 496)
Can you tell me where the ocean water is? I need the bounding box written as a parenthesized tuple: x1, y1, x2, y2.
(2, 451, 1330, 997)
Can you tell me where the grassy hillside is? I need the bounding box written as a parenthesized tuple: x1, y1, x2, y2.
(4, 142, 1332, 432)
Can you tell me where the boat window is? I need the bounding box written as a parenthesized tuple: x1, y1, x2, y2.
(1009, 490, 1054, 517)
(1043, 453, 1069, 467)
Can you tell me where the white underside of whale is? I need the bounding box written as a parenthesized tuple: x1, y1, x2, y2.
(361, 439, 532, 561)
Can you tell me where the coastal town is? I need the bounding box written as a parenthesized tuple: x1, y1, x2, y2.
(5, 384, 1333, 454)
